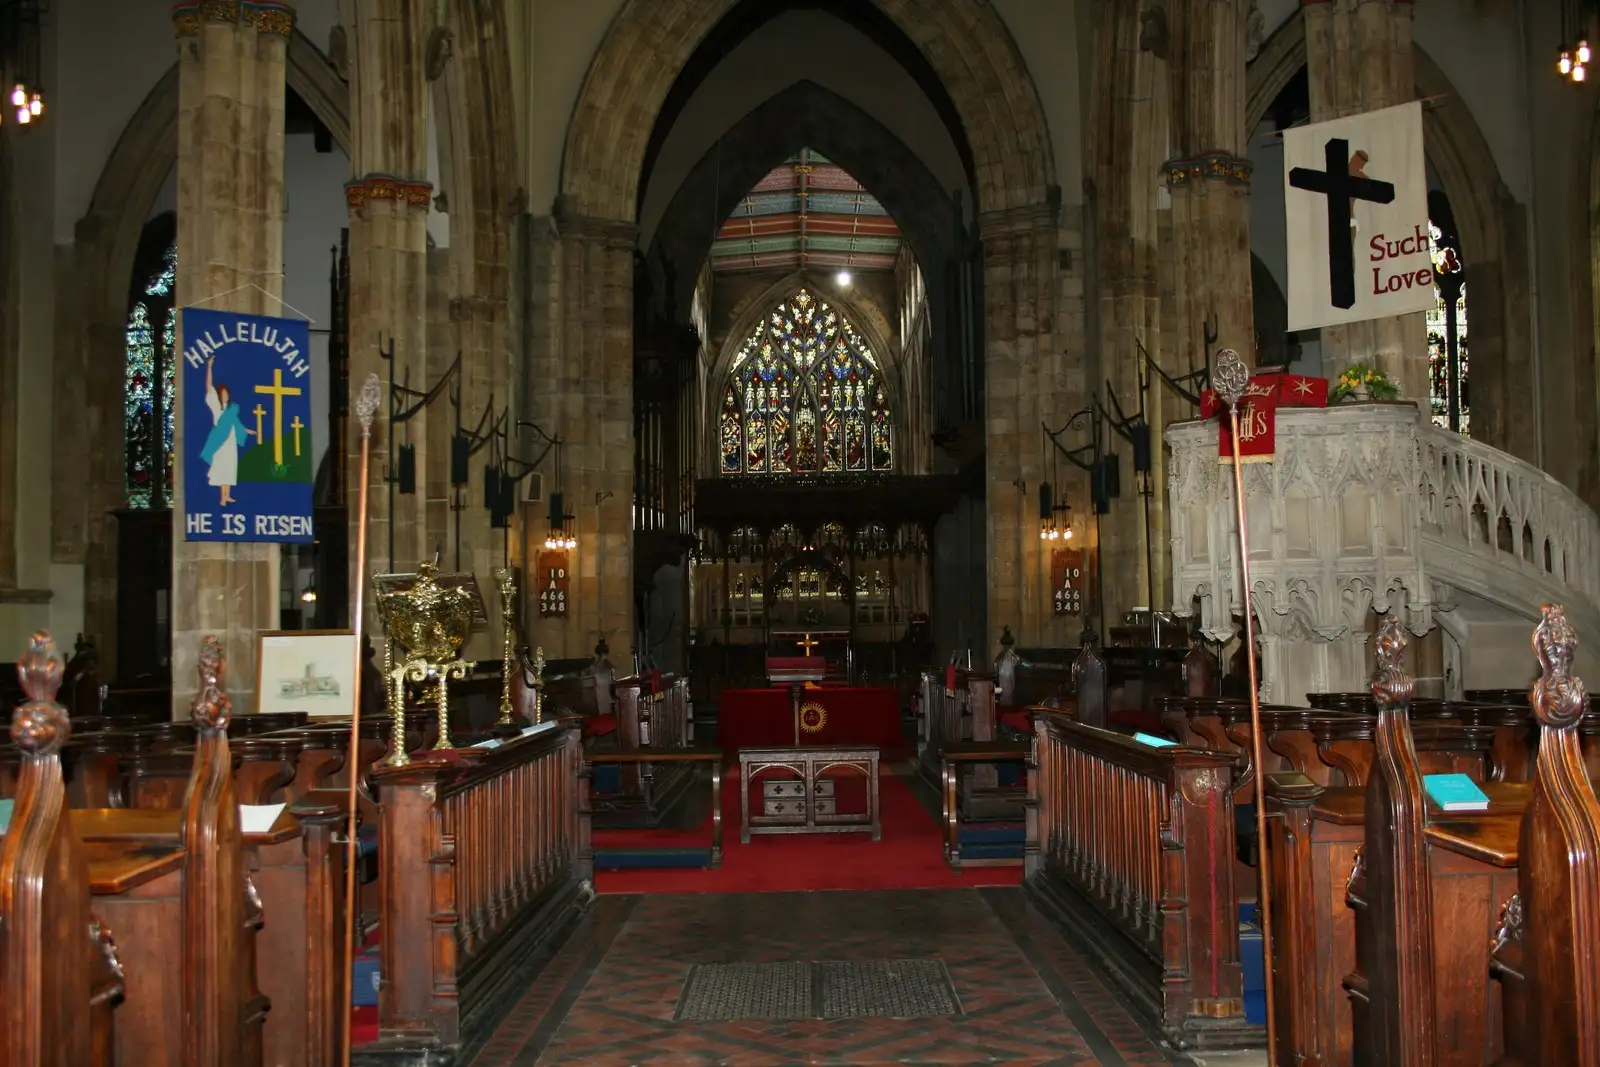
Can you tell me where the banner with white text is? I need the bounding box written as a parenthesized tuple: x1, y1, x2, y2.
(1284, 101, 1432, 332)
(181, 308, 314, 543)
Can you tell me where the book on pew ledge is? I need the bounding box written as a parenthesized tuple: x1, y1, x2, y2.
(1132, 733, 1177, 748)
(240, 802, 287, 834)
(1423, 773, 1490, 812)
(0, 798, 11, 833)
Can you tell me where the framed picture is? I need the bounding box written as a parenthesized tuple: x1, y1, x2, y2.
(255, 630, 359, 717)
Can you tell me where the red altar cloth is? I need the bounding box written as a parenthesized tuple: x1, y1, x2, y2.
(765, 656, 827, 673)
(717, 686, 904, 749)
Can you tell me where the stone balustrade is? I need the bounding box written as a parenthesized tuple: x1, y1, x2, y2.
(1167, 402, 1600, 703)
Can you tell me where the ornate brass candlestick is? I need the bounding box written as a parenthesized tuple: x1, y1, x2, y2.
(493, 567, 518, 726)
(529, 645, 546, 724)
(375, 561, 477, 761)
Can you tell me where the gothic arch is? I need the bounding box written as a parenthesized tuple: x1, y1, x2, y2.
(63, 29, 351, 672)
(1245, 11, 1530, 454)
(646, 80, 959, 324)
(705, 276, 903, 477)
(559, 0, 1055, 222)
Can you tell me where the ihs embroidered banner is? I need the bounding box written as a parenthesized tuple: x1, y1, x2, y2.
(1200, 373, 1328, 462)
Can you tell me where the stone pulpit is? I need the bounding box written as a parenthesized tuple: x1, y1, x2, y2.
(1166, 402, 1440, 705)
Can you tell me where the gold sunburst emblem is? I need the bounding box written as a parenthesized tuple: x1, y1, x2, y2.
(799, 701, 828, 734)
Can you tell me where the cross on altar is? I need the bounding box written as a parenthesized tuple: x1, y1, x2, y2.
(290, 415, 304, 457)
(251, 403, 266, 442)
(1288, 136, 1396, 310)
(254, 369, 303, 467)
(795, 632, 821, 656)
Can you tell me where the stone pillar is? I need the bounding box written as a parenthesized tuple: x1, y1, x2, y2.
(1303, 0, 1427, 398)
(981, 202, 1059, 650)
(169, 1, 295, 717)
(344, 0, 432, 635)
(525, 207, 633, 664)
(1090, 0, 1170, 625)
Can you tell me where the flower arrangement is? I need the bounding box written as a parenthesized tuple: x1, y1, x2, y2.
(1329, 363, 1401, 403)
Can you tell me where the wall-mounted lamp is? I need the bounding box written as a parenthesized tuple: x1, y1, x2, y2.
(544, 490, 577, 550)
(1037, 482, 1074, 541)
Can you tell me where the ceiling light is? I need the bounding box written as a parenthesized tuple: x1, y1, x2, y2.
(836, 270, 852, 287)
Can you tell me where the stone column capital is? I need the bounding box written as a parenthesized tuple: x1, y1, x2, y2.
(977, 199, 1059, 240)
(345, 174, 434, 213)
(553, 205, 638, 250)
(173, 1, 295, 37)
(1162, 152, 1254, 188)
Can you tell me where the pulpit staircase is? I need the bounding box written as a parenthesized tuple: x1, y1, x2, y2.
(1168, 403, 1600, 701)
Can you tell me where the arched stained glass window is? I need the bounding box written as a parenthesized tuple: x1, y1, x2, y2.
(1427, 221, 1469, 435)
(719, 289, 893, 475)
(126, 241, 178, 507)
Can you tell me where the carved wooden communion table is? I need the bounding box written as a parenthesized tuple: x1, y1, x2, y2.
(738, 745, 881, 843)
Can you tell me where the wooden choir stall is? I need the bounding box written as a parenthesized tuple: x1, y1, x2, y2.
(0, 626, 594, 1067)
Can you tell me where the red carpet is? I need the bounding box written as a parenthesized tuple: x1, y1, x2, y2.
(594, 764, 1022, 894)
(716, 686, 904, 749)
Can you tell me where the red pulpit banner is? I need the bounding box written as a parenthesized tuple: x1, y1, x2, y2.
(1199, 372, 1328, 462)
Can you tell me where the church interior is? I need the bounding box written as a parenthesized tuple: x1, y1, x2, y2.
(5, 0, 1600, 1064)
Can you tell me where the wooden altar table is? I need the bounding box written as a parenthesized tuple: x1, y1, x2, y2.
(739, 745, 881, 843)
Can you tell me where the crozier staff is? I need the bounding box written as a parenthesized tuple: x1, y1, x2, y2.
(200, 356, 256, 508)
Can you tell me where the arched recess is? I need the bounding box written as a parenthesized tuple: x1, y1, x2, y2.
(61, 29, 350, 672)
(1246, 13, 1531, 457)
(706, 274, 904, 462)
(560, 0, 1055, 221)
(646, 80, 959, 323)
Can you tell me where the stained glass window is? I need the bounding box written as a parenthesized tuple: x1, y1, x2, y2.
(1426, 222, 1469, 435)
(125, 242, 178, 507)
(719, 289, 893, 474)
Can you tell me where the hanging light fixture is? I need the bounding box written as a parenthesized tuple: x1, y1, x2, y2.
(3, 2, 49, 126)
(544, 490, 577, 550)
(1558, 0, 1595, 83)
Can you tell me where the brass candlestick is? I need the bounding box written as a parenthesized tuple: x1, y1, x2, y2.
(493, 567, 517, 726)
(530, 646, 546, 724)
(376, 561, 477, 756)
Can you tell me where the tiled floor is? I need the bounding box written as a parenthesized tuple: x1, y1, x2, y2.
(468, 888, 1196, 1066)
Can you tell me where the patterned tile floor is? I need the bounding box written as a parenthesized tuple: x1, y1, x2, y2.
(467, 888, 1197, 1066)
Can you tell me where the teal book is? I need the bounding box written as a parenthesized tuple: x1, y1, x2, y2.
(1423, 773, 1490, 812)
(1133, 732, 1177, 748)
(0, 798, 11, 833)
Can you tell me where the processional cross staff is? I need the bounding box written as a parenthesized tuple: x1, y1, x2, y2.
(341, 372, 383, 1067)
(1213, 348, 1279, 1059)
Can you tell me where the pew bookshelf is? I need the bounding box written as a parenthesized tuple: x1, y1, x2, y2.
(939, 739, 1030, 870)
(586, 745, 725, 866)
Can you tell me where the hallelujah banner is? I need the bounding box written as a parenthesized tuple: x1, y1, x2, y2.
(180, 308, 314, 543)
(1284, 101, 1432, 331)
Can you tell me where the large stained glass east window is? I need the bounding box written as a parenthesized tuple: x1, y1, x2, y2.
(719, 289, 893, 475)
(1426, 222, 1469, 435)
(126, 242, 178, 507)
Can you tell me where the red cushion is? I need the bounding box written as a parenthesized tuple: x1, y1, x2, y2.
(583, 713, 618, 738)
(999, 709, 1032, 733)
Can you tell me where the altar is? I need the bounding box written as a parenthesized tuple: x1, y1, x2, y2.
(771, 629, 851, 678)
(716, 684, 903, 749)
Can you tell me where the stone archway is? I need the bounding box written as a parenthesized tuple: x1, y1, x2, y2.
(1245, 12, 1532, 459)
(60, 30, 350, 674)
(548, 0, 1062, 657)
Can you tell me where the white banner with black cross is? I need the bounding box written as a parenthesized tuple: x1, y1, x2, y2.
(1283, 101, 1432, 332)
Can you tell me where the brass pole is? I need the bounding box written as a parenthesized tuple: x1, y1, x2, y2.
(342, 373, 383, 1067)
(1213, 348, 1277, 1061)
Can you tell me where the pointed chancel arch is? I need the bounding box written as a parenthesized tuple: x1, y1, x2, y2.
(717, 289, 894, 476)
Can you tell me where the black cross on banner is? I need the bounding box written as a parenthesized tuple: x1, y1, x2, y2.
(1288, 137, 1396, 310)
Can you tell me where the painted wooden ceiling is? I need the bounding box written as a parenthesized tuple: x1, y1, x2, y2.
(710, 148, 903, 274)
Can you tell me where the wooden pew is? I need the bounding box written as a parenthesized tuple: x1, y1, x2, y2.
(0, 632, 124, 1067)
(598, 673, 694, 824)
(1025, 709, 1257, 1049)
(365, 723, 591, 1056)
(1488, 606, 1600, 1064)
